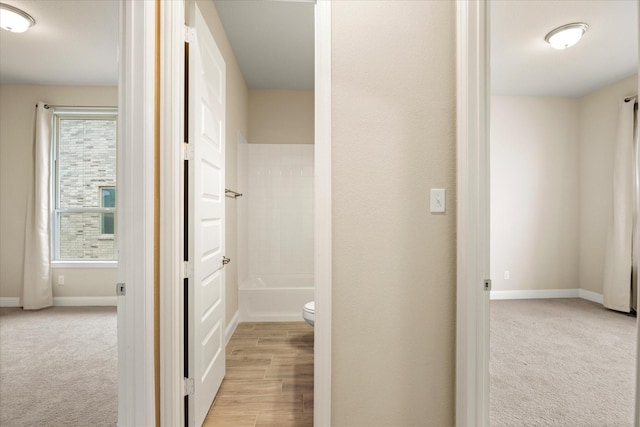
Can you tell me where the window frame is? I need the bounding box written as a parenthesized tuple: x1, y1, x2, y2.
(51, 107, 119, 264)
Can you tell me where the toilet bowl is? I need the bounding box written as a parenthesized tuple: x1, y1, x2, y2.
(302, 301, 315, 327)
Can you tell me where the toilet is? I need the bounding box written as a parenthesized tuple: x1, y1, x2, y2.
(302, 301, 315, 327)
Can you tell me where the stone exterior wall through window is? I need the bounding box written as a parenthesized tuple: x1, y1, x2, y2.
(57, 117, 116, 259)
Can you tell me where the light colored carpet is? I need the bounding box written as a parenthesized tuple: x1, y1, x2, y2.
(491, 298, 636, 427)
(0, 306, 117, 427)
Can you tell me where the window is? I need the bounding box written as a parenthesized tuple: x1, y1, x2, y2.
(52, 108, 118, 261)
(100, 187, 116, 235)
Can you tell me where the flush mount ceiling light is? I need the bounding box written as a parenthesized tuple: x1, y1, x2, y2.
(0, 2, 35, 33)
(545, 22, 589, 50)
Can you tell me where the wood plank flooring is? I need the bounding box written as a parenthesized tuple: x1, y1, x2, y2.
(203, 322, 314, 427)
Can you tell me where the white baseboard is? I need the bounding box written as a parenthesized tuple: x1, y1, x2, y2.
(578, 289, 605, 304)
(1, 296, 117, 307)
(0, 297, 20, 307)
(53, 296, 117, 306)
(225, 310, 239, 345)
(490, 289, 579, 300)
(490, 288, 605, 304)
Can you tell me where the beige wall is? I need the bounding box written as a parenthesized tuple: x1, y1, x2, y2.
(0, 85, 118, 300)
(491, 74, 638, 295)
(195, 0, 249, 325)
(491, 96, 581, 292)
(332, 1, 456, 425)
(248, 90, 314, 144)
(579, 74, 638, 294)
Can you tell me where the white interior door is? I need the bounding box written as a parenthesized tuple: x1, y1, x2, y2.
(187, 4, 226, 426)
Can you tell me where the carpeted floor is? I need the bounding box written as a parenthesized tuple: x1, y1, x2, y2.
(0, 306, 117, 427)
(491, 298, 636, 427)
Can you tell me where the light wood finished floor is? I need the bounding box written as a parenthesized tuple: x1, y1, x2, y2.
(203, 322, 314, 427)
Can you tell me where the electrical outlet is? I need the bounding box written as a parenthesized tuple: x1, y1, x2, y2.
(504, 270, 510, 280)
(57, 275, 65, 285)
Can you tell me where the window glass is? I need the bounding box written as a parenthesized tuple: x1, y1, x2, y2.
(100, 187, 116, 235)
(53, 110, 117, 261)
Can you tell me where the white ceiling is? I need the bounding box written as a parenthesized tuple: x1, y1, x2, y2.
(0, 0, 118, 85)
(491, 0, 638, 97)
(213, 0, 314, 90)
(0, 0, 636, 98)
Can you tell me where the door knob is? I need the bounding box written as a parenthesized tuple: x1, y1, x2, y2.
(222, 256, 231, 266)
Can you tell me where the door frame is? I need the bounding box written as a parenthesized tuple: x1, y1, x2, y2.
(117, 0, 157, 425)
(157, 0, 334, 424)
(456, 2, 640, 426)
(455, 0, 491, 426)
(158, 0, 186, 425)
(314, 0, 332, 425)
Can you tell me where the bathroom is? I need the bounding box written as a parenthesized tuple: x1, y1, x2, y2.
(213, 1, 316, 325)
(236, 90, 315, 322)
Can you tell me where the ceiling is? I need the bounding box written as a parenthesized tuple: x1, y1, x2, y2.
(492, 0, 638, 97)
(0, 0, 636, 97)
(0, 0, 118, 85)
(214, 0, 314, 90)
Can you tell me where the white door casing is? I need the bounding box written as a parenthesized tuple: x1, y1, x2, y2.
(159, 0, 334, 423)
(187, 4, 227, 426)
(456, 0, 491, 426)
(117, 0, 156, 425)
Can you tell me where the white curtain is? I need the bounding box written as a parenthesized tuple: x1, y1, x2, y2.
(603, 97, 638, 313)
(22, 102, 53, 310)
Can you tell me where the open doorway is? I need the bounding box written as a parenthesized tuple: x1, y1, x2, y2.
(0, 0, 120, 425)
(489, 1, 638, 424)
(197, 1, 315, 424)
(171, 2, 314, 426)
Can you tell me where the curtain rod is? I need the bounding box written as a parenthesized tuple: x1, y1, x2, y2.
(37, 104, 117, 110)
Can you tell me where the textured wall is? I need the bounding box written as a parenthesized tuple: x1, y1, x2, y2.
(331, 1, 456, 425)
(248, 90, 314, 145)
(491, 96, 580, 292)
(0, 85, 118, 300)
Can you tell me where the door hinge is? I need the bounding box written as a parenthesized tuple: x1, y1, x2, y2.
(184, 25, 194, 43)
(116, 283, 126, 296)
(182, 261, 193, 279)
(484, 279, 492, 291)
(183, 377, 195, 396)
(183, 142, 194, 161)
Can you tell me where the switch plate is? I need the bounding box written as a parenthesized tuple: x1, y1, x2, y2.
(430, 189, 445, 213)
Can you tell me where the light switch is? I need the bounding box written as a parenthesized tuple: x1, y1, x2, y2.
(430, 188, 445, 213)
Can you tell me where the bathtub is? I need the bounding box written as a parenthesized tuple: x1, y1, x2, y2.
(238, 275, 314, 322)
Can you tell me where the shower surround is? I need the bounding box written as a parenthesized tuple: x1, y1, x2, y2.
(238, 143, 314, 321)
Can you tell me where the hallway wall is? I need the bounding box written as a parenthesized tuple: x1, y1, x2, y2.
(331, 1, 456, 425)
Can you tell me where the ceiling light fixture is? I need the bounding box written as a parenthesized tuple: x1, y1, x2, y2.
(0, 2, 35, 33)
(544, 22, 589, 50)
